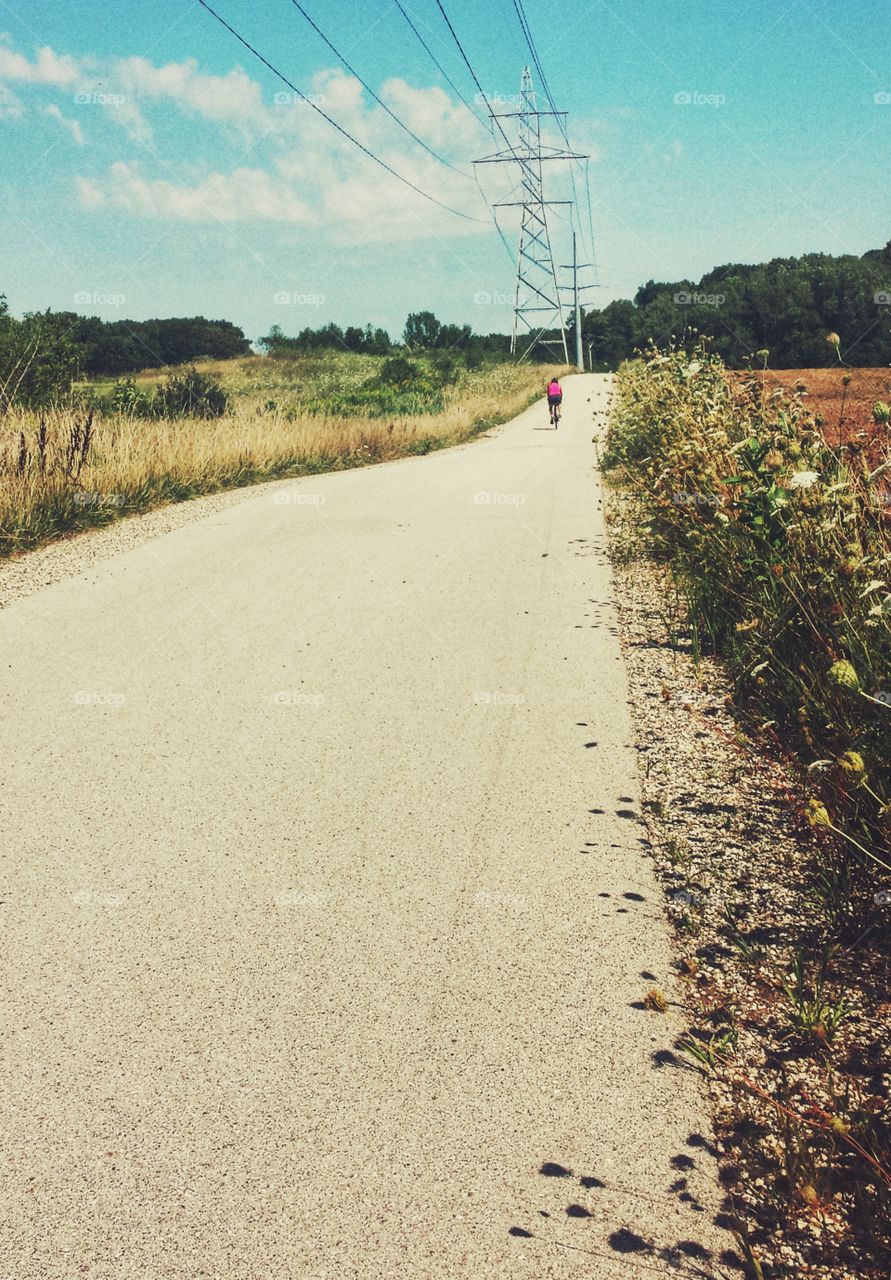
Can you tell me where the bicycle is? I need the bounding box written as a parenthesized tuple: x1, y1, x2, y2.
(549, 398, 562, 428)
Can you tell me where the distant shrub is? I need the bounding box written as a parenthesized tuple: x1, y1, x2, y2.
(302, 355, 444, 417)
(108, 379, 155, 417)
(377, 355, 424, 387)
(430, 352, 460, 386)
(156, 367, 229, 418)
(100, 367, 229, 419)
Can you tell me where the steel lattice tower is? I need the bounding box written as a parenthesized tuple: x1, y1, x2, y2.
(475, 67, 587, 362)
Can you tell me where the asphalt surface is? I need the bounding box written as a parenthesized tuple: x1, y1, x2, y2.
(0, 374, 732, 1278)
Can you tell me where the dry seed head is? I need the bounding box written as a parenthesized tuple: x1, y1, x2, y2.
(805, 799, 832, 828)
(827, 659, 860, 692)
(836, 751, 867, 782)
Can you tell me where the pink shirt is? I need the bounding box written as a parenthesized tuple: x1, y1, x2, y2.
(548, 382, 562, 397)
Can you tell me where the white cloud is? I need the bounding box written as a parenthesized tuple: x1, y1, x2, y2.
(0, 82, 22, 119)
(42, 103, 84, 144)
(0, 43, 80, 87)
(114, 56, 268, 137)
(379, 78, 483, 152)
(77, 161, 314, 224)
(1, 40, 509, 242)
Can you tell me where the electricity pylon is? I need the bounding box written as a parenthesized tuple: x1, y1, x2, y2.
(474, 66, 587, 363)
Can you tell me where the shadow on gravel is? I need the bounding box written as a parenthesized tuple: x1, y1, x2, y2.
(505, 1160, 745, 1276)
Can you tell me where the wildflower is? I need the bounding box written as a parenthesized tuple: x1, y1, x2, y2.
(805, 799, 831, 827)
(764, 450, 784, 470)
(826, 332, 841, 347)
(873, 401, 890, 424)
(836, 751, 867, 782)
(771, 564, 784, 577)
(827, 659, 860, 692)
(789, 470, 819, 489)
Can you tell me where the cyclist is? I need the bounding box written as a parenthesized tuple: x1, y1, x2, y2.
(547, 376, 563, 427)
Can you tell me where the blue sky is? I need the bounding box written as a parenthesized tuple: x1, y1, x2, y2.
(1, 0, 890, 344)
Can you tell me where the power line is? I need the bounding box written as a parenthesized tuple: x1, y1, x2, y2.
(511, 0, 555, 111)
(286, 0, 472, 178)
(391, 0, 490, 132)
(510, 0, 597, 272)
(195, 0, 488, 224)
(473, 166, 517, 268)
(432, 0, 518, 158)
(391, 0, 513, 260)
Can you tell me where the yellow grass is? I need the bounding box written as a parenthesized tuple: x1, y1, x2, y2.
(1, 361, 550, 557)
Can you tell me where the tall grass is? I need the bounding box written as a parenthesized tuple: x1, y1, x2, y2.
(1, 361, 547, 556)
(604, 341, 890, 926)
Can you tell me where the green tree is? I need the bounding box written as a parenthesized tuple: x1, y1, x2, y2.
(403, 311, 443, 350)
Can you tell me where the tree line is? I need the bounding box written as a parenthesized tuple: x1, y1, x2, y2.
(582, 241, 891, 369)
(5, 238, 889, 409)
(258, 311, 514, 363)
(0, 299, 250, 409)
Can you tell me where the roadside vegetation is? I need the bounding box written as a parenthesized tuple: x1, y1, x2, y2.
(603, 340, 890, 1276)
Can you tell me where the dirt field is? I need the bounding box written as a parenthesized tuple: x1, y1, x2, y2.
(749, 367, 891, 466)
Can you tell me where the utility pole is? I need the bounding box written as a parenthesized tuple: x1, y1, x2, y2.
(574, 233, 583, 370)
(559, 231, 594, 372)
(474, 67, 587, 364)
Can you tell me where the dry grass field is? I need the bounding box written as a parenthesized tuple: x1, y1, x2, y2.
(2, 356, 552, 557)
